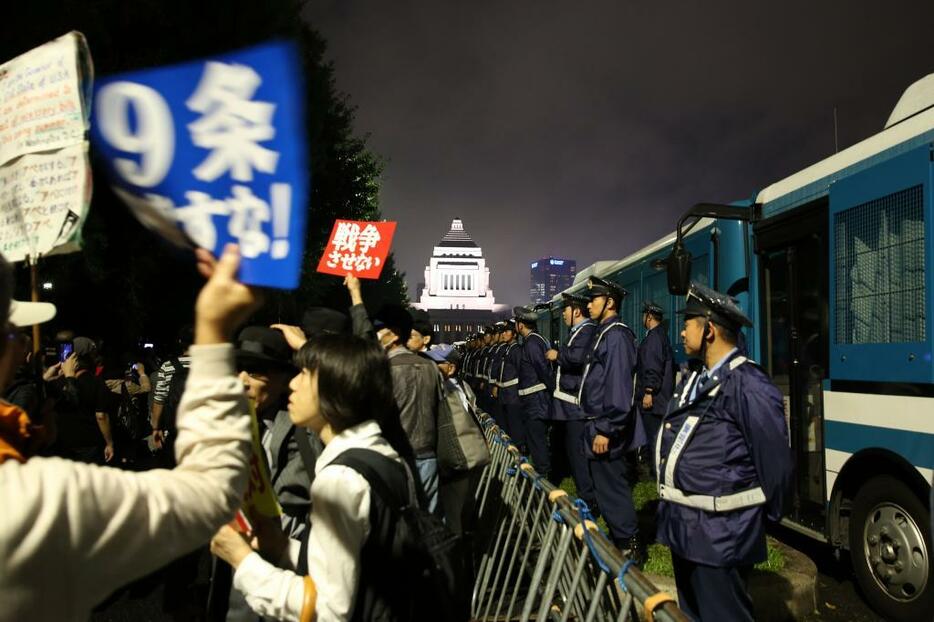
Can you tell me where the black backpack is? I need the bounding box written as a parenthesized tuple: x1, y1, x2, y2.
(160, 358, 189, 433)
(115, 382, 148, 441)
(299, 448, 470, 622)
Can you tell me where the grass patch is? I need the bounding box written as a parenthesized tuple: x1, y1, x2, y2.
(557, 476, 785, 577)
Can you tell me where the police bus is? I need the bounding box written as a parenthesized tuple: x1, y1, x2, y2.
(537, 74, 933, 620)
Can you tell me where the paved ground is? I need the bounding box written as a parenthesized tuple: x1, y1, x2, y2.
(773, 526, 884, 622)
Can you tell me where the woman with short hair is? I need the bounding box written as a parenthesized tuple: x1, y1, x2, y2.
(211, 333, 421, 622)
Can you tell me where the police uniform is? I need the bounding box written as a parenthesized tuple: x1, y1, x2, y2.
(656, 283, 792, 621)
(635, 301, 675, 477)
(495, 320, 525, 450)
(551, 293, 599, 512)
(515, 306, 555, 478)
(474, 328, 495, 414)
(578, 278, 646, 554)
(485, 323, 508, 433)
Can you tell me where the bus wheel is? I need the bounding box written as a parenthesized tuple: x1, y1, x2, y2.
(848, 475, 931, 621)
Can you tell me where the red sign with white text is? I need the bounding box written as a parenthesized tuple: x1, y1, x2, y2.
(316, 219, 397, 279)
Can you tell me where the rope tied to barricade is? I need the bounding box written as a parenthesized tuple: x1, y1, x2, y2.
(616, 559, 636, 592)
(572, 499, 614, 575)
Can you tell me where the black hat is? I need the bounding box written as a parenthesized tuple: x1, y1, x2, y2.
(236, 326, 296, 372)
(561, 292, 589, 309)
(587, 276, 627, 302)
(513, 305, 539, 323)
(482, 325, 496, 336)
(410, 309, 433, 338)
(503, 318, 517, 332)
(677, 282, 751, 330)
(493, 321, 508, 334)
(374, 304, 413, 341)
(301, 307, 349, 338)
(642, 301, 665, 317)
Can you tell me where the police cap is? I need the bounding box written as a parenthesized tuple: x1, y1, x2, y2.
(561, 292, 589, 309)
(513, 305, 539, 324)
(642, 301, 665, 317)
(677, 282, 751, 330)
(587, 276, 627, 303)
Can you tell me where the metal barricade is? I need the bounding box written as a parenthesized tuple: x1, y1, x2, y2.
(472, 416, 687, 622)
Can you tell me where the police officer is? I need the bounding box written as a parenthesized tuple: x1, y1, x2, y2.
(514, 305, 555, 479)
(636, 301, 675, 477)
(486, 322, 509, 432)
(656, 283, 792, 621)
(494, 319, 524, 449)
(474, 327, 495, 413)
(545, 293, 598, 513)
(579, 276, 646, 561)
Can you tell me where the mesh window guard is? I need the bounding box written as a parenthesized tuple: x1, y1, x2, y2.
(834, 185, 926, 344)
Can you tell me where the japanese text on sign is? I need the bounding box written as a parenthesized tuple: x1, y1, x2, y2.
(91, 41, 308, 289)
(316, 219, 397, 280)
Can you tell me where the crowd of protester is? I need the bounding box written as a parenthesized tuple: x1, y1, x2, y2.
(0, 240, 790, 622)
(0, 247, 489, 622)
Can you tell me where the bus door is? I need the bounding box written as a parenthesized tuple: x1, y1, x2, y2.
(755, 203, 829, 532)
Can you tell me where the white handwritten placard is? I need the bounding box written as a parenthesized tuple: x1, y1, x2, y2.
(0, 144, 90, 262)
(0, 32, 92, 165)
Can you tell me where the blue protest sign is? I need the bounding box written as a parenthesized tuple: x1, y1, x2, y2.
(90, 41, 308, 289)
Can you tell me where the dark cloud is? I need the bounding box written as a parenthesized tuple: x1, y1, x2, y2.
(302, 1, 934, 305)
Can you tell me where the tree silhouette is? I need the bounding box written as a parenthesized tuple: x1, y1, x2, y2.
(2, 0, 407, 352)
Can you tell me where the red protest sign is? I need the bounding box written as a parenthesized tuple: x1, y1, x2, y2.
(316, 220, 397, 279)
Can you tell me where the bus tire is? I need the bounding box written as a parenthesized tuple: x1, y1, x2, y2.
(848, 475, 931, 621)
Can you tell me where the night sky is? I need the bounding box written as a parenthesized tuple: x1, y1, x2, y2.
(302, 1, 934, 306)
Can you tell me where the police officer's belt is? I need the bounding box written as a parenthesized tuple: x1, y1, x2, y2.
(657, 484, 766, 513)
(517, 383, 546, 396)
(553, 388, 579, 405)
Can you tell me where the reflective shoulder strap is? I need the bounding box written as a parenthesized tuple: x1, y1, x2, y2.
(663, 415, 700, 488)
(576, 322, 625, 402)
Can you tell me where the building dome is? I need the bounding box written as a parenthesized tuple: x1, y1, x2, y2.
(413, 218, 508, 312)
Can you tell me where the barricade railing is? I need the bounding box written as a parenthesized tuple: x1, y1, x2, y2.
(472, 414, 687, 622)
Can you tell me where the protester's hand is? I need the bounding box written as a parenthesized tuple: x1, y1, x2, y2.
(104, 443, 115, 462)
(249, 513, 289, 562)
(491, 387, 498, 398)
(270, 324, 307, 351)
(151, 429, 164, 450)
(135, 362, 146, 375)
(642, 394, 653, 410)
(545, 349, 558, 362)
(194, 244, 264, 345)
(344, 273, 363, 305)
(211, 524, 254, 569)
(592, 434, 610, 455)
(43, 363, 63, 381)
(61, 353, 78, 378)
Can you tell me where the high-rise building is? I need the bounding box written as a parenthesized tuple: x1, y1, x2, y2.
(412, 218, 510, 342)
(530, 257, 577, 304)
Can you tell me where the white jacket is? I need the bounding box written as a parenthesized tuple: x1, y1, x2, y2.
(0, 344, 251, 621)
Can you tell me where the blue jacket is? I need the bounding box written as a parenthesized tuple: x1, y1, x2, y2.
(486, 344, 506, 397)
(635, 324, 675, 417)
(496, 341, 522, 406)
(655, 349, 793, 567)
(579, 316, 646, 458)
(552, 320, 595, 421)
(518, 332, 554, 417)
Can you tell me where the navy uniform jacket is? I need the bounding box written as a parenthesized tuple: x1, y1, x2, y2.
(579, 316, 646, 459)
(461, 349, 475, 381)
(552, 319, 596, 421)
(635, 324, 675, 416)
(656, 349, 793, 567)
(518, 332, 554, 418)
(486, 344, 506, 397)
(497, 341, 522, 406)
